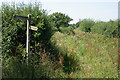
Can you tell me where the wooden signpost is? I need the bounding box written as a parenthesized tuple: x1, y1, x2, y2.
(14, 15, 28, 20)
(14, 14, 38, 64)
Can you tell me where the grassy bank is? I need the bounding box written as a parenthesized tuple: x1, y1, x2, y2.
(50, 28, 118, 78)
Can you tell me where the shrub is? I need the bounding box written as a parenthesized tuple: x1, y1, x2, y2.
(91, 21, 107, 35)
(79, 19, 95, 32)
(91, 20, 118, 38)
(49, 12, 73, 31)
(59, 25, 75, 35)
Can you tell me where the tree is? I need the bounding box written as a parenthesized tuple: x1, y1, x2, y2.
(78, 19, 95, 32)
(49, 12, 73, 31)
(91, 21, 107, 35)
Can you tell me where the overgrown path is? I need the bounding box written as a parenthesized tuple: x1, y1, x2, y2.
(50, 28, 118, 78)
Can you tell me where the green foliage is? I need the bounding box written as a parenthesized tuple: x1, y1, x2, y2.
(59, 25, 75, 35)
(2, 52, 67, 78)
(91, 21, 107, 35)
(77, 19, 118, 38)
(105, 20, 118, 37)
(49, 12, 73, 31)
(2, 2, 54, 55)
(79, 19, 95, 32)
(91, 20, 119, 38)
(2, 56, 32, 78)
(2, 2, 66, 78)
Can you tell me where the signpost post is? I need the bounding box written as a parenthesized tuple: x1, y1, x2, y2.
(26, 14, 31, 64)
(14, 14, 32, 64)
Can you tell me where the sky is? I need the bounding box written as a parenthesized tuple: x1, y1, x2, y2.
(1, 0, 119, 24)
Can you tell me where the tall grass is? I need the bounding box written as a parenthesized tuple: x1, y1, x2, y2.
(50, 28, 118, 78)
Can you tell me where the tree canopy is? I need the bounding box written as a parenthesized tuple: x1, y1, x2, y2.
(49, 12, 73, 31)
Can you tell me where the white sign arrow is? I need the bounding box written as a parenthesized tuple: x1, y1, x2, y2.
(30, 26, 38, 31)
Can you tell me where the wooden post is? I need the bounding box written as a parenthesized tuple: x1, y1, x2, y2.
(26, 14, 31, 64)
